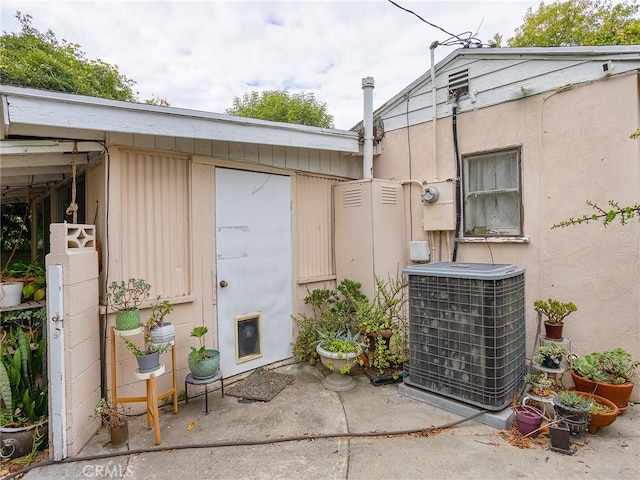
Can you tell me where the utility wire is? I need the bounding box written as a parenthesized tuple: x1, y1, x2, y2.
(387, 0, 484, 48)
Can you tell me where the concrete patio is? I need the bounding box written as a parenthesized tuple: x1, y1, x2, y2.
(15, 363, 640, 479)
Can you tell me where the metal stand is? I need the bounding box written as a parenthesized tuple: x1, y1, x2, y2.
(185, 370, 224, 414)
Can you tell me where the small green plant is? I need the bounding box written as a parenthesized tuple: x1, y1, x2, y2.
(523, 373, 555, 387)
(571, 348, 640, 385)
(90, 397, 128, 428)
(119, 335, 172, 357)
(0, 326, 48, 426)
(533, 342, 568, 367)
(106, 278, 151, 311)
(556, 391, 589, 410)
(533, 298, 577, 324)
(189, 326, 214, 362)
(316, 328, 365, 355)
(147, 296, 173, 328)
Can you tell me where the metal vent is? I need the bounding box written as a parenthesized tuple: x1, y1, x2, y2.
(448, 69, 469, 101)
(380, 185, 398, 205)
(342, 186, 363, 208)
(403, 262, 526, 410)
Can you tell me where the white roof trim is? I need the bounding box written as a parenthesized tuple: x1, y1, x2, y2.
(0, 85, 359, 153)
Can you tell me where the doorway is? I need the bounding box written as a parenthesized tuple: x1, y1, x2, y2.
(214, 168, 293, 377)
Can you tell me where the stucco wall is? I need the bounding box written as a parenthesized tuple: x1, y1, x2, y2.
(375, 74, 640, 401)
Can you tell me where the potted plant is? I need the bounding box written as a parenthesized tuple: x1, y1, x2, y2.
(120, 334, 172, 374)
(523, 373, 556, 398)
(0, 262, 28, 308)
(533, 298, 577, 339)
(513, 402, 544, 438)
(89, 397, 129, 447)
(0, 326, 48, 459)
(147, 296, 175, 344)
(570, 347, 640, 414)
(533, 342, 568, 370)
(188, 326, 220, 379)
(107, 278, 151, 331)
(315, 328, 365, 392)
(293, 280, 364, 367)
(553, 390, 591, 434)
(570, 391, 619, 434)
(356, 274, 409, 378)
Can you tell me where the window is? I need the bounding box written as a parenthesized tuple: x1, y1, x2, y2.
(463, 148, 522, 236)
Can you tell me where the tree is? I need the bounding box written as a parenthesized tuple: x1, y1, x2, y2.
(1, 12, 136, 101)
(507, 0, 640, 47)
(225, 90, 334, 128)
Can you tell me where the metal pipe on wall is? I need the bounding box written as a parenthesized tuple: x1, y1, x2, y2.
(362, 77, 374, 179)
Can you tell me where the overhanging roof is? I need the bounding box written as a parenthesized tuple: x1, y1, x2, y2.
(0, 85, 360, 204)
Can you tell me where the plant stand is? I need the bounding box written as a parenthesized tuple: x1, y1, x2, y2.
(110, 326, 178, 445)
(185, 370, 224, 414)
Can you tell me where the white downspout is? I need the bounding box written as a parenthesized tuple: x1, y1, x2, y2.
(362, 77, 374, 179)
(430, 41, 438, 181)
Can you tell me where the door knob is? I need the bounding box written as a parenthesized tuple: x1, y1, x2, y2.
(219, 280, 228, 288)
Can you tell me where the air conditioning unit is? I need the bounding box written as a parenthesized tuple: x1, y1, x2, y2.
(403, 262, 526, 410)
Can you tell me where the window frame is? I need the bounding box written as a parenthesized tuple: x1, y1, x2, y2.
(461, 147, 523, 238)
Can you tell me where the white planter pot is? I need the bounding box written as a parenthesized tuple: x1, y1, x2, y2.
(0, 281, 24, 307)
(150, 323, 175, 344)
(316, 344, 362, 392)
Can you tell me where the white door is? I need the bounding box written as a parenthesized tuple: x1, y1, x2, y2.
(215, 168, 292, 377)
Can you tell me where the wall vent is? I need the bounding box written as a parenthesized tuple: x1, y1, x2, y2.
(380, 185, 398, 205)
(448, 69, 469, 102)
(341, 186, 363, 208)
(403, 262, 526, 410)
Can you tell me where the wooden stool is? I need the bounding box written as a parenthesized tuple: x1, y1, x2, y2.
(185, 370, 224, 414)
(134, 365, 166, 445)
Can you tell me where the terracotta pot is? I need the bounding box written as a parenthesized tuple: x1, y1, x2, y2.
(571, 370, 634, 415)
(572, 391, 619, 434)
(543, 322, 564, 340)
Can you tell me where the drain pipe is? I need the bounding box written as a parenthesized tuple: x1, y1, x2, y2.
(451, 90, 462, 262)
(429, 41, 439, 182)
(362, 77, 374, 179)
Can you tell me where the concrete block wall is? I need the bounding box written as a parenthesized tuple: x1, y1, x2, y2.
(46, 223, 100, 458)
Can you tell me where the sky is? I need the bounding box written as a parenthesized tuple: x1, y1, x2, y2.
(0, 0, 542, 130)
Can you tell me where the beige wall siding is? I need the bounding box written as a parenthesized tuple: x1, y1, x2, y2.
(119, 150, 191, 298)
(375, 74, 640, 401)
(106, 132, 362, 179)
(295, 174, 343, 282)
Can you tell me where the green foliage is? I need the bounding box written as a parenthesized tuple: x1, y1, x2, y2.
(555, 390, 590, 410)
(119, 334, 171, 357)
(292, 279, 366, 364)
(1, 12, 136, 100)
(147, 296, 173, 328)
(106, 278, 151, 311)
(507, 0, 640, 47)
(316, 328, 365, 354)
(225, 90, 334, 128)
(533, 298, 577, 324)
(552, 199, 640, 228)
(90, 397, 128, 428)
(533, 342, 568, 366)
(0, 327, 47, 425)
(188, 326, 213, 362)
(571, 348, 640, 384)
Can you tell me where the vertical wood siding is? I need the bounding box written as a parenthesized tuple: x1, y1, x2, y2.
(120, 150, 191, 297)
(296, 174, 343, 281)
